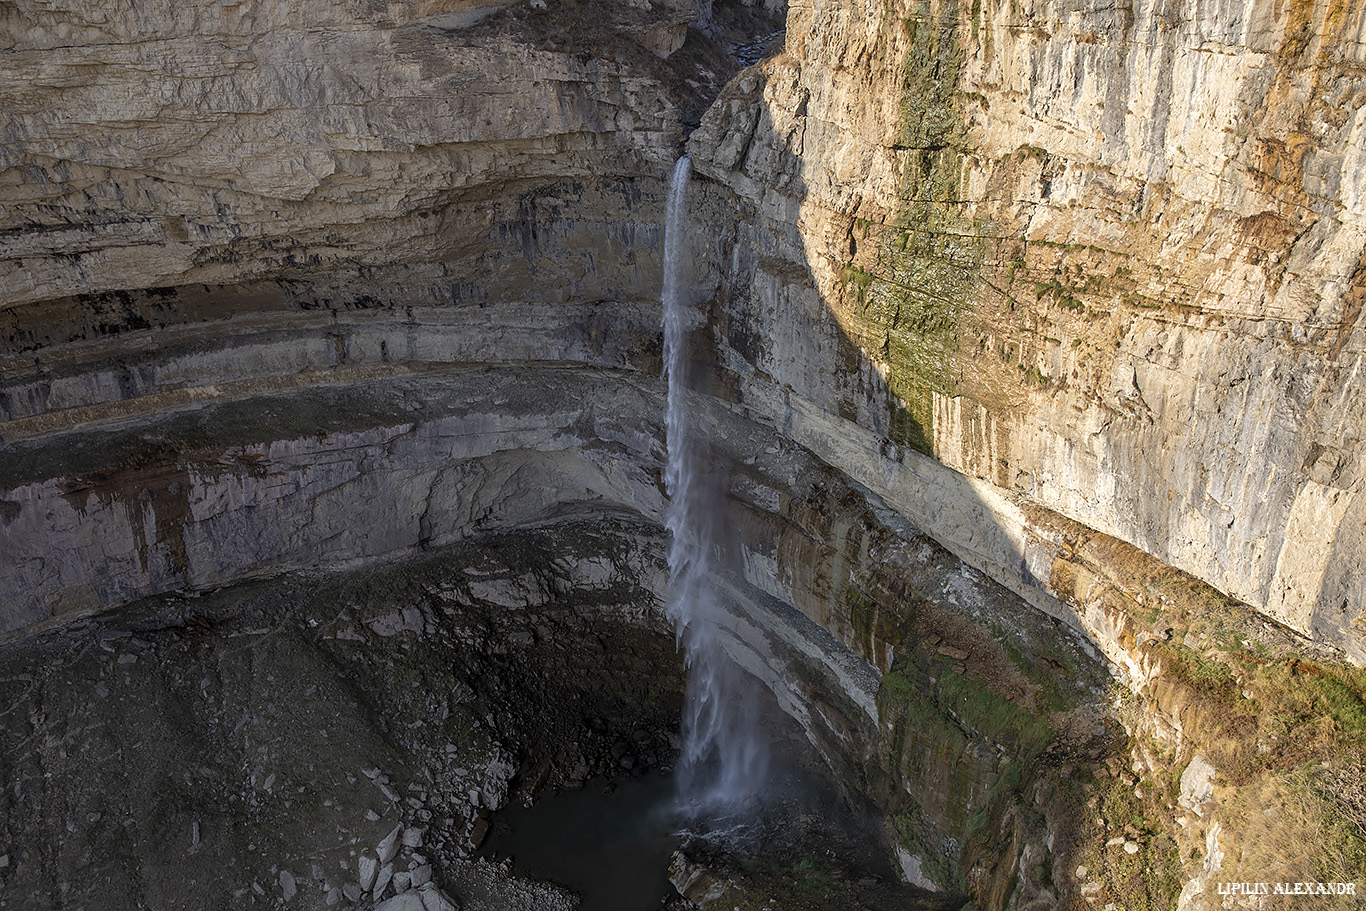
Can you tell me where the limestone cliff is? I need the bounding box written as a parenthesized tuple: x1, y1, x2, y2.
(0, 0, 706, 309)
(2, 0, 1366, 910)
(682, 0, 1366, 904)
(688, 0, 1366, 663)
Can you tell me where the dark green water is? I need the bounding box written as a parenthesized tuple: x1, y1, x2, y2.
(481, 772, 682, 911)
(481, 758, 964, 911)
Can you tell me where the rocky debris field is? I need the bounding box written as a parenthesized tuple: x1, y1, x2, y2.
(0, 518, 683, 911)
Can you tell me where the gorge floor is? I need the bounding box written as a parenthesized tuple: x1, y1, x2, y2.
(0, 520, 682, 911)
(0, 517, 959, 911)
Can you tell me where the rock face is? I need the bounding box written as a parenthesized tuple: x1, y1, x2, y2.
(687, 0, 1366, 662)
(3, 0, 1366, 910)
(0, 520, 682, 911)
(0, 0, 737, 640)
(0, 368, 669, 635)
(0, 0, 707, 309)
(675, 3, 1366, 902)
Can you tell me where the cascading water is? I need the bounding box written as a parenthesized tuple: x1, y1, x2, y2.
(661, 155, 768, 819)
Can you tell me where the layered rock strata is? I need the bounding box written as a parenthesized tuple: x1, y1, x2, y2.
(0, 0, 710, 307)
(687, 0, 1366, 663)
(2, 0, 1365, 909)
(0, 346, 1114, 906)
(681, 0, 1366, 903)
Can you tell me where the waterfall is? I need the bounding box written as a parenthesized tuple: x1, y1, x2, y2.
(661, 155, 768, 818)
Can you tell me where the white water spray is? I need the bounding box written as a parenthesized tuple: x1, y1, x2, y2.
(661, 155, 768, 818)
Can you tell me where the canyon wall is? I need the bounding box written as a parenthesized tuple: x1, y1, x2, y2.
(673, 0, 1366, 901)
(0, 0, 719, 636)
(7, 0, 1360, 670)
(0, 0, 702, 309)
(688, 0, 1366, 664)
(3, 0, 1366, 909)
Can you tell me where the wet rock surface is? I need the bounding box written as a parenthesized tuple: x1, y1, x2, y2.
(664, 774, 968, 911)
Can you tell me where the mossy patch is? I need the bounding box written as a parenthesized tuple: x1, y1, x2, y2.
(935, 670, 1053, 761)
(709, 851, 965, 911)
(962, 760, 1021, 845)
(1214, 766, 1366, 905)
(846, 585, 902, 669)
(1136, 595, 1366, 785)
(876, 658, 1054, 895)
(994, 630, 1078, 714)
(862, 559, 1122, 906)
(1065, 549, 1366, 908)
(838, 0, 980, 455)
(891, 805, 964, 893)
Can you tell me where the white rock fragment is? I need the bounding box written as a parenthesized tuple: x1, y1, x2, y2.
(378, 825, 402, 863)
(368, 608, 424, 637)
(375, 863, 394, 899)
(418, 884, 459, 911)
(374, 892, 427, 911)
(280, 871, 297, 901)
(1178, 754, 1216, 816)
(394, 871, 411, 893)
(401, 827, 424, 848)
(358, 856, 378, 891)
(410, 865, 432, 888)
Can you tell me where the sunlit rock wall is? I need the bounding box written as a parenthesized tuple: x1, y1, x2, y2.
(688, 0, 1366, 662)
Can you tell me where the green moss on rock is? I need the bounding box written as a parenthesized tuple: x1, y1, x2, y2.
(841, 0, 980, 454)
